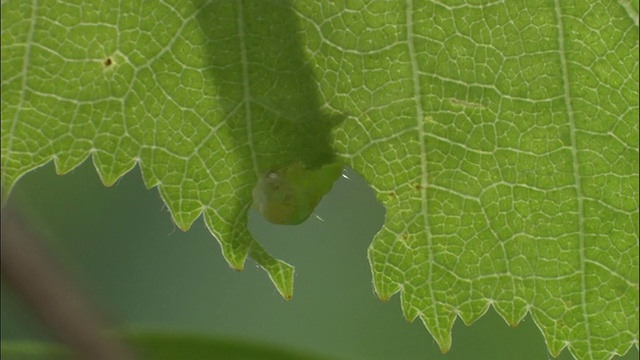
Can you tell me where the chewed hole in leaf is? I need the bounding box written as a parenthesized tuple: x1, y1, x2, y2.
(246, 167, 385, 299)
(247, 165, 384, 300)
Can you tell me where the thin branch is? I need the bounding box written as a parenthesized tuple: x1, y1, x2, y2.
(1, 206, 138, 360)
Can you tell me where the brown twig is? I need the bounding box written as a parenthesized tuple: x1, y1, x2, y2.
(1, 206, 137, 360)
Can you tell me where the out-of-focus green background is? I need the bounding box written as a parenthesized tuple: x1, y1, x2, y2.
(2, 161, 637, 360)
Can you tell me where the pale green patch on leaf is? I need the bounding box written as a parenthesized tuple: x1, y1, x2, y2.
(1, 0, 638, 359)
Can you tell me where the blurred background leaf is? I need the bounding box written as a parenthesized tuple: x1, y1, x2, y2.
(1, 331, 337, 360)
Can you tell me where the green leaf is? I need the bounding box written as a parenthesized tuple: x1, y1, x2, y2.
(1, 1, 638, 359)
(0, 332, 336, 360)
(0, 341, 68, 360)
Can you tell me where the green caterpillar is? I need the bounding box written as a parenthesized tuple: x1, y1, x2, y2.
(252, 160, 343, 225)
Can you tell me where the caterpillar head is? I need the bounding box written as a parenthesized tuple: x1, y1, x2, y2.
(252, 161, 343, 225)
